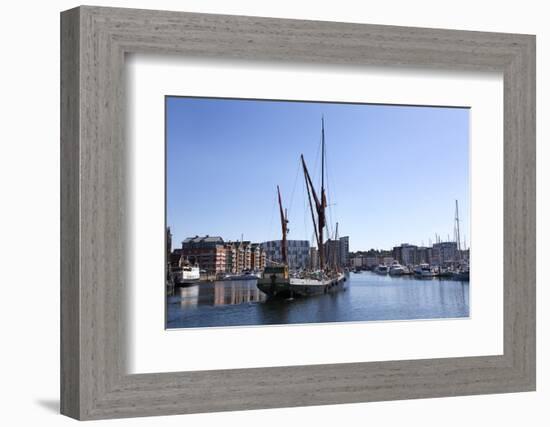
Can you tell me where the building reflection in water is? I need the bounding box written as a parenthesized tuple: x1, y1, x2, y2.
(213, 281, 266, 306)
(177, 280, 266, 308)
(177, 285, 199, 308)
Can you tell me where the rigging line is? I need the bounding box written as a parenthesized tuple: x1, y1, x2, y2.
(265, 256, 285, 266)
(287, 157, 301, 218)
(324, 121, 335, 240)
(303, 174, 309, 242)
(311, 131, 322, 188)
(311, 129, 325, 239)
(266, 187, 277, 241)
(326, 175, 335, 239)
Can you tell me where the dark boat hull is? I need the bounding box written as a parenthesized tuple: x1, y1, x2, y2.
(257, 274, 346, 298)
(174, 279, 200, 288)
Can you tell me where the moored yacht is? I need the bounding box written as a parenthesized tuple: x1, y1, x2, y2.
(389, 261, 406, 276)
(374, 264, 389, 275)
(452, 263, 470, 281)
(414, 263, 435, 278)
(171, 265, 200, 287)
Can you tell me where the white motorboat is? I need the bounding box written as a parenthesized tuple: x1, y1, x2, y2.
(389, 261, 406, 276)
(414, 263, 435, 278)
(374, 264, 389, 275)
(171, 265, 200, 286)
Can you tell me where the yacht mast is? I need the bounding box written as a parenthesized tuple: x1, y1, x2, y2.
(334, 221, 339, 271)
(455, 199, 462, 253)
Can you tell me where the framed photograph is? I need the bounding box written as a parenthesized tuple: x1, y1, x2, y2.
(165, 97, 471, 330)
(61, 6, 536, 420)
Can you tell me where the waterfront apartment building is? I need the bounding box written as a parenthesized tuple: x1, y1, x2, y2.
(223, 241, 266, 273)
(339, 236, 350, 267)
(250, 243, 266, 271)
(181, 235, 226, 273)
(234, 241, 251, 272)
(350, 254, 378, 269)
(324, 236, 350, 269)
(325, 239, 340, 269)
(352, 240, 466, 269)
(261, 240, 310, 269)
(392, 245, 402, 265)
(415, 246, 430, 265)
(181, 236, 267, 274)
(224, 243, 237, 273)
(392, 242, 460, 266)
(393, 243, 418, 266)
(432, 241, 459, 266)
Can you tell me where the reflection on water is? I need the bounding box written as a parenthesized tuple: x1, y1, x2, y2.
(166, 272, 469, 329)
(174, 281, 266, 309)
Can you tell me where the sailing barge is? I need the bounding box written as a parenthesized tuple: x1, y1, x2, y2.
(257, 119, 346, 298)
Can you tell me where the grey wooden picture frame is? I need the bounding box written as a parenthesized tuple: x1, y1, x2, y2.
(60, 5, 536, 420)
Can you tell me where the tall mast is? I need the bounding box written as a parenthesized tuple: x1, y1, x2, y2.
(321, 117, 325, 194)
(455, 199, 462, 252)
(277, 185, 288, 265)
(334, 222, 339, 270)
(319, 118, 327, 271)
(300, 118, 328, 271)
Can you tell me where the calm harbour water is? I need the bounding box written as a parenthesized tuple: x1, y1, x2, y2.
(166, 272, 469, 329)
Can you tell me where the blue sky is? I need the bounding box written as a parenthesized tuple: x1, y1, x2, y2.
(166, 97, 470, 252)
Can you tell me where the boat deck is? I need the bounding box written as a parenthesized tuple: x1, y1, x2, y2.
(289, 278, 334, 286)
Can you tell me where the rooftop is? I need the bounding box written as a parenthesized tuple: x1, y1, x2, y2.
(182, 235, 224, 244)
